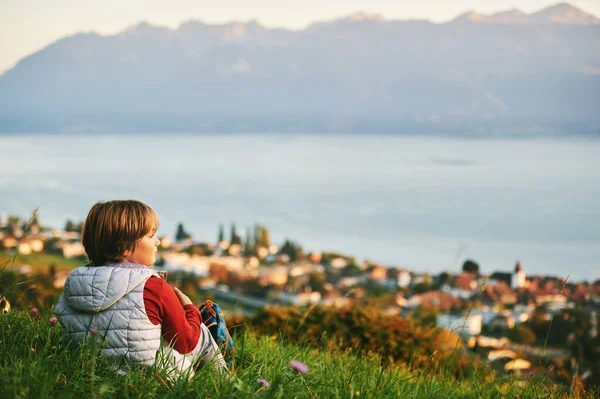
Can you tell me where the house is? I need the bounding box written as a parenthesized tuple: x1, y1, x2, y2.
(489, 272, 512, 287)
(512, 261, 527, 289)
(321, 296, 352, 308)
(247, 256, 260, 268)
(2, 236, 17, 250)
(470, 308, 500, 326)
(511, 304, 534, 324)
(488, 313, 516, 331)
(17, 241, 32, 255)
(411, 273, 429, 286)
(437, 313, 482, 336)
(164, 253, 247, 277)
(331, 257, 349, 269)
(536, 293, 567, 306)
(62, 231, 80, 241)
(17, 237, 45, 254)
(159, 236, 172, 249)
(404, 291, 463, 312)
(62, 242, 85, 258)
(228, 243, 242, 257)
(289, 263, 324, 277)
(256, 246, 269, 259)
(369, 265, 386, 281)
(487, 349, 517, 362)
(198, 278, 217, 289)
(442, 272, 478, 299)
(308, 252, 322, 264)
(29, 224, 40, 235)
(468, 335, 510, 349)
(257, 266, 288, 286)
(397, 270, 412, 288)
(28, 237, 44, 252)
(481, 281, 517, 306)
(277, 291, 321, 306)
(504, 359, 532, 372)
(338, 276, 361, 288)
(11, 226, 24, 238)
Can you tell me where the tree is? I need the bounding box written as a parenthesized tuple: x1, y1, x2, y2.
(184, 243, 213, 257)
(244, 227, 255, 256)
(436, 271, 451, 289)
(280, 240, 302, 262)
(255, 224, 270, 247)
(308, 272, 327, 294)
(230, 224, 241, 245)
(8, 215, 21, 227)
(175, 223, 191, 242)
(29, 210, 39, 226)
(506, 325, 537, 345)
(462, 259, 480, 275)
(410, 306, 438, 328)
(412, 280, 433, 294)
(65, 219, 77, 232)
(217, 224, 224, 243)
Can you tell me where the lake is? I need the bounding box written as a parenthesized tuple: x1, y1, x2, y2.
(1, 133, 599, 282)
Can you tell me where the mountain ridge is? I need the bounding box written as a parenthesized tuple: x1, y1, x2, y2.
(0, 2, 598, 135)
(50, 2, 600, 44)
(452, 2, 599, 24)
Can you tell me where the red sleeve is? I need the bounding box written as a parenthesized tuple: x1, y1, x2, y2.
(143, 276, 201, 354)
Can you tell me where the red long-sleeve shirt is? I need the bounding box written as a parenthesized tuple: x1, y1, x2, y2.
(143, 276, 201, 354)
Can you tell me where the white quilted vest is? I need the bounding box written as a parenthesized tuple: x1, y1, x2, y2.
(54, 265, 197, 376)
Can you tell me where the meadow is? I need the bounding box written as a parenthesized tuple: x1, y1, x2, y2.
(0, 248, 596, 398)
(1, 302, 596, 398)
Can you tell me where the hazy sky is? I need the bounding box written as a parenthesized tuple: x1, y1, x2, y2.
(1, 0, 598, 74)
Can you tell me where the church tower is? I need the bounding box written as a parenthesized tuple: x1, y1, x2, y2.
(512, 261, 526, 289)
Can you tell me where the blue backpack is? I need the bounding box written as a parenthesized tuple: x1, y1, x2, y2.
(199, 300, 234, 366)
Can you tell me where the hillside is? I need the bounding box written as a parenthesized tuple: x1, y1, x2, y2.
(1, 257, 597, 398)
(0, 3, 598, 134)
(1, 307, 595, 398)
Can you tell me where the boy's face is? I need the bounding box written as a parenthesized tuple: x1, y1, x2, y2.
(126, 227, 160, 266)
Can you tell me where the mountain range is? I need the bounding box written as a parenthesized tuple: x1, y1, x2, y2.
(0, 2, 598, 135)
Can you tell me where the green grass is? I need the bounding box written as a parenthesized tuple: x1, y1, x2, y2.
(0, 308, 593, 399)
(0, 252, 82, 274)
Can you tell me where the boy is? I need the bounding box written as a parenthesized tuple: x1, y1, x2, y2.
(54, 200, 227, 377)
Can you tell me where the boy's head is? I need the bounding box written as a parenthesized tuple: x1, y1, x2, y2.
(82, 200, 159, 266)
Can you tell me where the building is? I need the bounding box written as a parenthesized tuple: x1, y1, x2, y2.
(397, 270, 412, 288)
(489, 313, 516, 331)
(437, 313, 483, 336)
(277, 291, 321, 306)
(62, 242, 86, 258)
(2, 236, 17, 250)
(512, 261, 527, 289)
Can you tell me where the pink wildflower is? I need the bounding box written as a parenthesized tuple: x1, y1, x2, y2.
(30, 307, 41, 320)
(89, 327, 98, 335)
(48, 317, 57, 327)
(256, 378, 270, 388)
(289, 360, 309, 374)
(31, 347, 35, 353)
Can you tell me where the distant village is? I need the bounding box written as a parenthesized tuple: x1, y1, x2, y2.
(2, 213, 599, 378)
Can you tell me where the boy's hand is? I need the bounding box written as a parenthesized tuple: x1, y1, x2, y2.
(173, 287, 193, 306)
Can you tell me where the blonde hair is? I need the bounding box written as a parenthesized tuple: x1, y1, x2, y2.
(82, 200, 159, 266)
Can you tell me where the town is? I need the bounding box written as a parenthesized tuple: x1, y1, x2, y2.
(1, 212, 599, 384)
